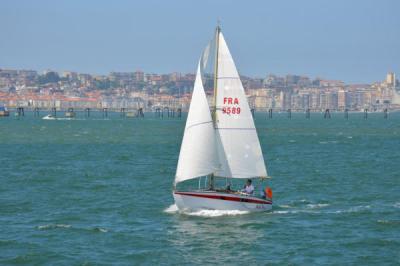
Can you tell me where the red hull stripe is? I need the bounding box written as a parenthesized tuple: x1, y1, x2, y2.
(174, 192, 272, 205)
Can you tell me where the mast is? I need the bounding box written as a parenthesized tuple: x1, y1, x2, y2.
(209, 25, 220, 190)
(212, 25, 220, 125)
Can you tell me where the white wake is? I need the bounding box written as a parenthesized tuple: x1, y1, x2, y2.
(164, 204, 249, 217)
(164, 204, 179, 213)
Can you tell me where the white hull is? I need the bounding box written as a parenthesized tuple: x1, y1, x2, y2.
(42, 115, 73, 120)
(42, 115, 56, 120)
(173, 191, 272, 212)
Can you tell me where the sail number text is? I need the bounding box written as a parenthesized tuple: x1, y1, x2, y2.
(222, 97, 241, 115)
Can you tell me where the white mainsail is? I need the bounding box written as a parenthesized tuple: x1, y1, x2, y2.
(174, 64, 218, 184)
(214, 32, 268, 179)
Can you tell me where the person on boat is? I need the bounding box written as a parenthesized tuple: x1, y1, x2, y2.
(242, 179, 254, 195)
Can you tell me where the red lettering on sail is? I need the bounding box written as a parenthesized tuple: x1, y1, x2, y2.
(222, 97, 240, 116)
(223, 97, 239, 105)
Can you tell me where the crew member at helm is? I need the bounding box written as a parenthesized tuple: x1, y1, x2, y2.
(242, 179, 254, 195)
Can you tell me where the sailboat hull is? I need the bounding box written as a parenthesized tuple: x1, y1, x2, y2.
(173, 191, 272, 212)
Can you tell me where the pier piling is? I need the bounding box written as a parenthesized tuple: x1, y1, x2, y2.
(306, 108, 310, 119)
(34, 107, 40, 117)
(155, 107, 161, 118)
(364, 109, 368, 119)
(384, 108, 388, 119)
(344, 109, 349, 119)
(287, 109, 291, 119)
(324, 109, 331, 119)
(137, 108, 144, 118)
(268, 108, 272, 119)
(16, 107, 25, 117)
(162, 107, 170, 118)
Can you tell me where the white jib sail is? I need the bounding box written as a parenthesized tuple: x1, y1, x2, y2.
(214, 32, 268, 179)
(174, 63, 219, 184)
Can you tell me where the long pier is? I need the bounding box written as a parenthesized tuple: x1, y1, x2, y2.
(2, 106, 182, 119)
(1, 106, 396, 119)
(260, 107, 394, 119)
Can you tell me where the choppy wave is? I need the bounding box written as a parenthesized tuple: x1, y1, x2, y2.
(319, 140, 339, 144)
(164, 204, 249, 217)
(306, 203, 330, 209)
(277, 201, 329, 210)
(92, 227, 108, 233)
(377, 219, 400, 225)
(333, 205, 371, 214)
(272, 209, 319, 214)
(37, 224, 71, 230)
(394, 202, 400, 208)
(273, 210, 293, 214)
(36, 224, 108, 233)
(272, 204, 372, 215)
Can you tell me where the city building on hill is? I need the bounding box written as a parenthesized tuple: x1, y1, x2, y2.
(0, 67, 399, 111)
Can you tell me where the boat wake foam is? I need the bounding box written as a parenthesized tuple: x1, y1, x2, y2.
(164, 204, 249, 217)
(164, 204, 179, 213)
(184, 209, 249, 217)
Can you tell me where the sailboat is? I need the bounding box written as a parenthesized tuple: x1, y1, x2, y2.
(173, 26, 272, 212)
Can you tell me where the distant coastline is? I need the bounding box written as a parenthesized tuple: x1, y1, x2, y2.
(1, 68, 399, 111)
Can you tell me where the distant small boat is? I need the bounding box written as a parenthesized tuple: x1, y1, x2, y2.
(65, 108, 76, 118)
(126, 112, 137, 118)
(42, 114, 56, 120)
(65, 111, 75, 118)
(0, 106, 10, 117)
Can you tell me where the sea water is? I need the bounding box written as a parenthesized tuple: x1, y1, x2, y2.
(0, 112, 399, 265)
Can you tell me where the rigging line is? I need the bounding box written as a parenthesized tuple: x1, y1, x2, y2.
(217, 77, 240, 79)
(185, 120, 213, 131)
(215, 127, 256, 130)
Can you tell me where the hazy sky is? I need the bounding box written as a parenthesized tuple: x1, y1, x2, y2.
(1, 0, 399, 83)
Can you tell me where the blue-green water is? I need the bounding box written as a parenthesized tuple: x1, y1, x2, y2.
(1, 112, 399, 265)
